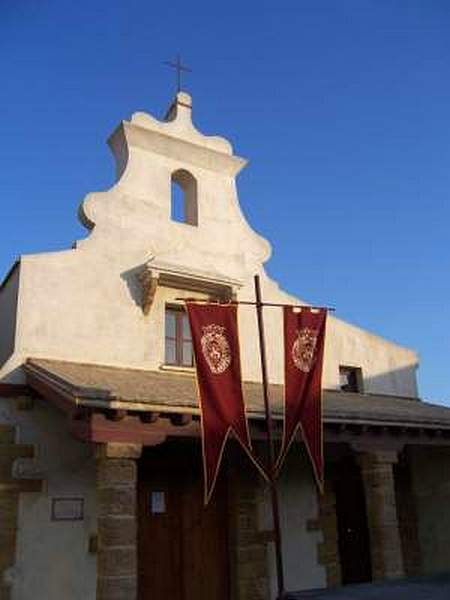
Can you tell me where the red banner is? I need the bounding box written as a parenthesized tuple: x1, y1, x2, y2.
(186, 303, 265, 504)
(276, 307, 327, 492)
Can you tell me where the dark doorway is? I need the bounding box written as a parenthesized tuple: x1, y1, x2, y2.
(394, 458, 421, 577)
(138, 441, 230, 600)
(333, 455, 372, 584)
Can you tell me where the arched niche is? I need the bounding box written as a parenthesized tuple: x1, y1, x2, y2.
(171, 169, 198, 226)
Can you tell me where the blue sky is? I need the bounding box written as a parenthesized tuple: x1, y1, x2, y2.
(1, 1, 449, 404)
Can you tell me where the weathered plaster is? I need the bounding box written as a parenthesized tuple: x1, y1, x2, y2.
(0, 397, 96, 600)
(259, 451, 326, 597)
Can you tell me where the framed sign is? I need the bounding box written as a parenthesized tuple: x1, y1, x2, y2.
(150, 491, 166, 514)
(51, 497, 84, 522)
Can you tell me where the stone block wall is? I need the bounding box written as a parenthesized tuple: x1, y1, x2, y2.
(409, 446, 450, 574)
(314, 480, 341, 587)
(227, 451, 271, 600)
(96, 444, 140, 600)
(357, 451, 404, 580)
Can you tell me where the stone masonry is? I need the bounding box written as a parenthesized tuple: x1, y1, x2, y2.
(315, 479, 342, 587)
(357, 451, 404, 580)
(227, 450, 271, 600)
(96, 443, 141, 600)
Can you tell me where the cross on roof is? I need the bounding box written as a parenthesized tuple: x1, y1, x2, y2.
(164, 54, 192, 93)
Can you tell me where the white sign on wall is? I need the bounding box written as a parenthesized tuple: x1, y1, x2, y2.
(150, 491, 166, 514)
(51, 497, 84, 521)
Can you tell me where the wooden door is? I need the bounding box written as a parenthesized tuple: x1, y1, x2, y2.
(138, 443, 230, 600)
(333, 456, 372, 584)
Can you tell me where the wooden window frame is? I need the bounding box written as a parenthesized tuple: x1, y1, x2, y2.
(164, 305, 193, 367)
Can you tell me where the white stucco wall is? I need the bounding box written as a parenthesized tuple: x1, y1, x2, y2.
(0, 91, 419, 397)
(259, 451, 325, 597)
(0, 398, 96, 600)
(0, 264, 20, 368)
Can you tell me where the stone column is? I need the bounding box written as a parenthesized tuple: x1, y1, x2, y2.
(357, 450, 404, 580)
(96, 443, 141, 600)
(315, 479, 342, 587)
(227, 450, 270, 600)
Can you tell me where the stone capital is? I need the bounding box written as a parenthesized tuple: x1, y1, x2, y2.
(355, 449, 400, 469)
(138, 266, 159, 315)
(351, 437, 404, 456)
(96, 443, 142, 460)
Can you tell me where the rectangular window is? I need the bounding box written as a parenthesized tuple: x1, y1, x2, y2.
(339, 366, 363, 393)
(165, 306, 193, 367)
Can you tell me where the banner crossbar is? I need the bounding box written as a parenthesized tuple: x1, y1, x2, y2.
(176, 297, 335, 312)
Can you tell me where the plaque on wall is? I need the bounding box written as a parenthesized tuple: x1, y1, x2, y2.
(150, 491, 166, 514)
(51, 497, 84, 521)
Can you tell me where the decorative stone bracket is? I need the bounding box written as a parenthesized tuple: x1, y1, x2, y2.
(138, 268, 159, 315)
(138, 260, 241, 315)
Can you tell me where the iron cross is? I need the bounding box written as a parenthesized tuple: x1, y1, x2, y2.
(164, 54, 192, 93)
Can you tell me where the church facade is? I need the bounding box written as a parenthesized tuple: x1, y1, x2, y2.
(0, 91, 450, 600)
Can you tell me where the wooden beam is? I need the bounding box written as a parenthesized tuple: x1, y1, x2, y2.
(139, 411, 160, 423)
(139, 411, 160, 424)
(0, 480, 43, 493)
(170, 413, 192, 427)
(0, 444, 35, 459)
(105, 409, 127, 422)
(69, 413, 168, 446)
(21, 366, 450, 450)
(0, 384, 30, 398)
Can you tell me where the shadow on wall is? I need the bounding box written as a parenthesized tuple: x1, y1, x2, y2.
(120, 264, 147, 310)
(0, 264, 20, 370)
(357, 366, 419, 399)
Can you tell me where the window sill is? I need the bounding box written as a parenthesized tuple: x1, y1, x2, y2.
(159, 364, 195, 376)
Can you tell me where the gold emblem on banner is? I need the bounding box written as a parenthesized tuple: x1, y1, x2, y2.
(292, 328, 318, 372)
(201, 324, 232, 374)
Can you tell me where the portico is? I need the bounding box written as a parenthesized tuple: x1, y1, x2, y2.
(20, 357, 450, 599)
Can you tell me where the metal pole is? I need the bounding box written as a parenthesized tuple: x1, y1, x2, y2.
(254, 274, 286, 599)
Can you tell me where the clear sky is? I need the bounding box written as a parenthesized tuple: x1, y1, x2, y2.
(1, 1, 449, 404)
